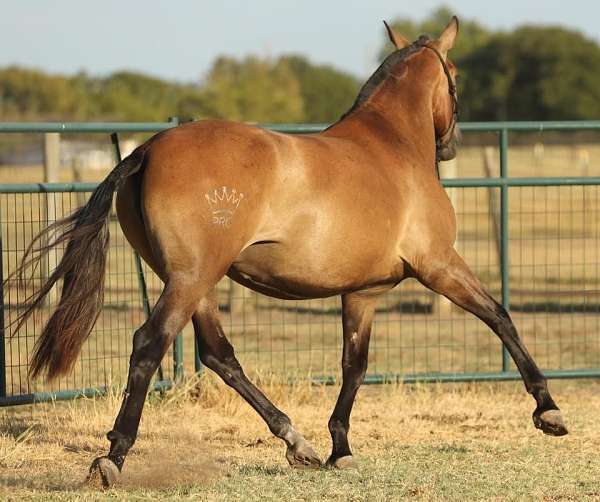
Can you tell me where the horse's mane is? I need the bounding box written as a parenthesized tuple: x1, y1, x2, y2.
(335, 35, 431, 123)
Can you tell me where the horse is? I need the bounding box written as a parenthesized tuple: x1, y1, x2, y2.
(8, 16, 567, 488)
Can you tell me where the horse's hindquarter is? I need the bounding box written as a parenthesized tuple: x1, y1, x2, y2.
(134, 121, 283, 282)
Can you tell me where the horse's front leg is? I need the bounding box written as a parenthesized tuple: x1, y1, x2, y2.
(417, 248, 568, 436)
(327, 291, 378, 469)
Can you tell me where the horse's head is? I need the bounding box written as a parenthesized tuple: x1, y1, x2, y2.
(385, 17, 460, 161)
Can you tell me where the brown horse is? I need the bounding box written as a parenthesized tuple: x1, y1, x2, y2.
(9, 17, 567, 488)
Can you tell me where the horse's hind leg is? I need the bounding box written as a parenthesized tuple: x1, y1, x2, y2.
(87, 274, 206, 488)
(193, 293, 322, 468)
(417, 248, 567, 436)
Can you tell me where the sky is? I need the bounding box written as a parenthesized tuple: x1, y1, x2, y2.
(1, 0, 598, 83)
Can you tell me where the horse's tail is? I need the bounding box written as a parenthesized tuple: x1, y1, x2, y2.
(6, 147, 146, 381)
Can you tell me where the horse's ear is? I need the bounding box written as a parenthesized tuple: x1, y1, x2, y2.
(383, 21, 410, 49)
(434, 16, 459, 58)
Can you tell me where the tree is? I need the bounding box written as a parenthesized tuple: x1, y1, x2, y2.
(97, 71, 181, 121)
(462, 27, 600, 120)
(377, 6, 494, 121)
(5, 14, 600, 124)
(0, 67, 207, 121)
(200, 56, 304, 123)
(283, 55, 360, 123)
(378, 6, 600, 120)
(0, 67, 89, 120)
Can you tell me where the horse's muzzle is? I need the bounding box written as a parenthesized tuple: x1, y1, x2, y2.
(437, 143, 456, 161)
(438, 124, 461, 161)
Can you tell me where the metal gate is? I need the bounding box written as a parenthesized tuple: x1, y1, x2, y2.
(2, 121, 600, 406)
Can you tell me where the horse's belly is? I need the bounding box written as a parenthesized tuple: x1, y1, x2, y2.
(227, 265, 339, 300)
(227, 241, 400, 300)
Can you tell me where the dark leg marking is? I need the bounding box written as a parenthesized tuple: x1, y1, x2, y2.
(419, 249, 567, 436)
(327, 292, 377, 468)
(194, 295, 322, 468)
(87, 280, 202, 488)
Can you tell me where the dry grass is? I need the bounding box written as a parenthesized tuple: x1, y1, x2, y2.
(1, 374, 600, 500)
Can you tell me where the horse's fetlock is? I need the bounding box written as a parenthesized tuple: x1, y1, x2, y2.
(529, 380, 548, 395)
(107, 429, 135, 464)
(269, 414, 292, 438)
(328, 417, 349, 434)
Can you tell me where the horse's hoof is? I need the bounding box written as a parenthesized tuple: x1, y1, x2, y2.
(86, 456, 121, 489)
(326, 455, 358, 469)
(286, 440, 323, 469)
(533, 409, 568, 436)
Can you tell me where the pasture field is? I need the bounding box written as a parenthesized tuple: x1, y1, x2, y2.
(1, 374, 600, 500)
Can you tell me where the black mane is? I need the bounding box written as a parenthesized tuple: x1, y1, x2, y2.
(336, 35, 431, 123)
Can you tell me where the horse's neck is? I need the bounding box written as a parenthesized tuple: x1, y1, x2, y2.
(325, 75, 437, 164)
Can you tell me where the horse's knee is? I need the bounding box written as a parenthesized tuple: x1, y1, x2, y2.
(198, 335, 238, 371)
(469, 295, 514, 338)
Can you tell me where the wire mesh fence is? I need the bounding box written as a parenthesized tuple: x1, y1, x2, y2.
(2, 121, 600, 406)
(2, 181, 600, 404)
(201, 184, 600, 380)
(509, 184, 600, 370)
(0, 190, 176, 401)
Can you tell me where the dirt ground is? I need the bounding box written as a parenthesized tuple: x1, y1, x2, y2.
(1, 374, 600, 501)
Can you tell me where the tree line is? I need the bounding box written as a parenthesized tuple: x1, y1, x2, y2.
(2, 6, 600, 123)
(0, 55, 359, 124)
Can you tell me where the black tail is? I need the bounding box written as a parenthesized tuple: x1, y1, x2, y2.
(5, 148, 145, 380)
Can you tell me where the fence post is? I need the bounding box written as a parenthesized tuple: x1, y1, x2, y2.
(483, 147, 502, 267)
(71, 156, 87, 207)
(434, 158, 458, 315)
(42, 133, 60, 306)
(0, 202, 6, 399)
(165, 117, 185, 380)
(499, 129, 511, 372)
(111, 133, 168, 384)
